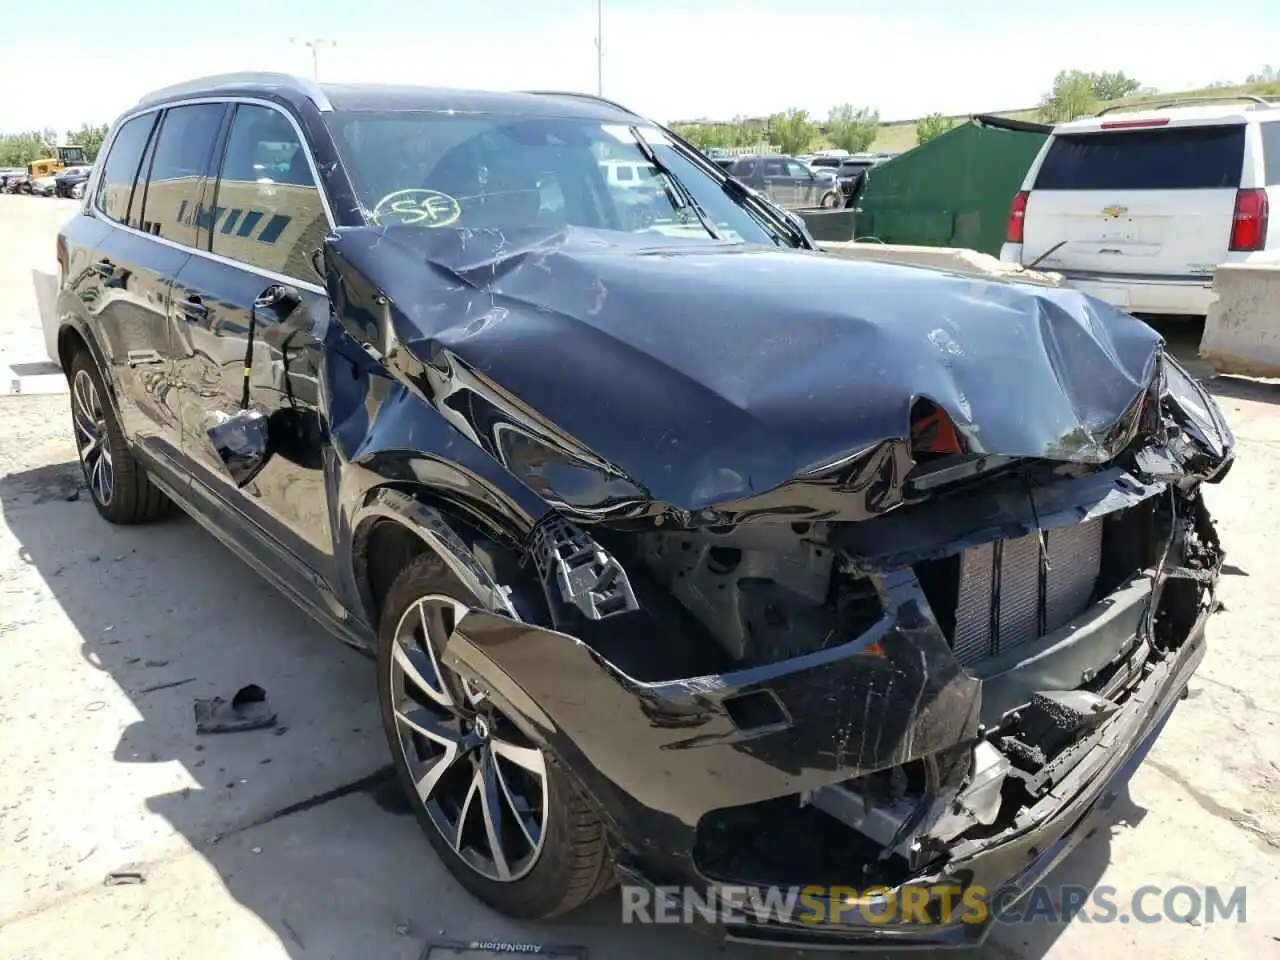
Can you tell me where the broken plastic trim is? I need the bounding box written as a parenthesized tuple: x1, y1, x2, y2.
(530, 514, 639, 623)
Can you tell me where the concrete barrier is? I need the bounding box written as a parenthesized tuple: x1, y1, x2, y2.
(820, 241, 1064, 287)
(1199, 264, 1280, 379)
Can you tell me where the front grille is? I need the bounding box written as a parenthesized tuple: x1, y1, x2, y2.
(950, 519, 1104, 667)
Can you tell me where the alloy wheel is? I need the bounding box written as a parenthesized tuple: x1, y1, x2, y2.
(389, 594, 549, 882)
(72, 369, 113, 505)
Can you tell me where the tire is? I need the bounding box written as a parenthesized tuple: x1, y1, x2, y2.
(820, 191, 839, 209)
(70, 183, 85, 200)
(68, 348, 173, 524)
(377, 552, 615, 919)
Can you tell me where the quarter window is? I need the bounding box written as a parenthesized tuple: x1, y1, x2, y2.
(139, 104, 225, 246)
(95, 112, 157, 225)
(211, 104, 328, 281)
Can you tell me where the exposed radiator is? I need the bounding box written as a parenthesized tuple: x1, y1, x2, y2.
(951, 519, 1104, 667)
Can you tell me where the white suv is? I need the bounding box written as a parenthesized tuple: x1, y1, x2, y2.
(1000, 99, 1280, 315)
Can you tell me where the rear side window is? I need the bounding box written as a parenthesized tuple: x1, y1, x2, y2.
(1262, 121, 1280, 186)
(211, 104, 328, 281)
(139, 104, 225, 246)
(96, 112, 157, 225)
(1034, 124, 1247, 190)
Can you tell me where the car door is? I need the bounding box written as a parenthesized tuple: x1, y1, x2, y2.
(760, 157, 796, 208)
(169, 101, 339, 607)
(83, 107, 201, 480)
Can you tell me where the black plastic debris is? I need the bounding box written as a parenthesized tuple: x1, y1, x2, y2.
(194, 684, 277, 734)
(104, 870, 145, 886)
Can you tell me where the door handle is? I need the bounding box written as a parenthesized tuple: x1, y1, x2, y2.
(178, 295, 208, 319)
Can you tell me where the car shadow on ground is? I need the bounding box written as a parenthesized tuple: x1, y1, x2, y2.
(0, 455, 1145, 960)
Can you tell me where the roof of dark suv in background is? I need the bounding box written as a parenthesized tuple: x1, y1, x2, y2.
(134, 72, 639, 123)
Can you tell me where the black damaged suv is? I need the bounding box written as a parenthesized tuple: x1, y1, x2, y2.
(52, 72, 1234, 949)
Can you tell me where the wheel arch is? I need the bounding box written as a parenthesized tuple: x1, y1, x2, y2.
(57, 319, 123, 419)
(348, 484, 542, 633)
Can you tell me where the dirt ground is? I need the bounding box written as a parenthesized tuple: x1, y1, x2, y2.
(1, 193, 1279, 959)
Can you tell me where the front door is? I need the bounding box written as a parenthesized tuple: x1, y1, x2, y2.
(170, 102, 339, 608)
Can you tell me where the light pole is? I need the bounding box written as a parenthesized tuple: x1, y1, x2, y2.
(289, 37, 336, 80)
(595, 0, 602, 95)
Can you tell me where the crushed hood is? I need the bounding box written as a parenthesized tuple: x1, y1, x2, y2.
(324, 225, 1204, 522)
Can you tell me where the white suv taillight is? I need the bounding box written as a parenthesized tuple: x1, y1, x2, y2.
(1006, 190, 1029, 244)
(1229, 188, 1269, 252)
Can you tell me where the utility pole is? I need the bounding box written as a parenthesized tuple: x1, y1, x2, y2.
(595, 0, 603, 95)
(288, 37, 337, 80)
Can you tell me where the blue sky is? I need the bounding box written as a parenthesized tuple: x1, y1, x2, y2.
(1, 0, 1277, 134)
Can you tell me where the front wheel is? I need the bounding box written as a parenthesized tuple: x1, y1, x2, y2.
(376, 553, 615, 919)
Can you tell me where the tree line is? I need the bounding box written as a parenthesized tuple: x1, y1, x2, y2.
(0, 124, 109, 168)
(668, 64, 1279, 158)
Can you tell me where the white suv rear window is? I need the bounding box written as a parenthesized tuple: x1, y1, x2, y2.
(1034, 125, 1246, 191)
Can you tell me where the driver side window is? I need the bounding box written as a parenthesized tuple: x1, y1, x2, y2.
(211, 104, 328, 281)
(785, 160, 812, 179)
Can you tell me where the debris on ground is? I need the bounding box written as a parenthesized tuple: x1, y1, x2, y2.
(103, 870, 145, 886)
(194, 683, 277, 734)
(136, 677, 196, 695)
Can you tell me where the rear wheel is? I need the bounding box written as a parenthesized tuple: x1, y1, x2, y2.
(376, 553, 615, 919)
(68, 349, 173, 524)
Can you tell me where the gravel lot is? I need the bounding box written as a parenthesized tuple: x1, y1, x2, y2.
(1, 193, 1279, 959)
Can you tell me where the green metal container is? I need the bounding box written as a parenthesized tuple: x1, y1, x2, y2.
(855, 120, 1048, 257)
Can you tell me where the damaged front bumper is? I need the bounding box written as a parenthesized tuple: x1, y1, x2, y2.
(700, 611, 1205, 949)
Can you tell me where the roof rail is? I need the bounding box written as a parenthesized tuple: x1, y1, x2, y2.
(137, 72, 332, 111)
(522, 89, 641, 118)
(1097, 93, 1273, 115)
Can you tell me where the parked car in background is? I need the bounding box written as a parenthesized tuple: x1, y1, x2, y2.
(722, 154, 843, 209)
(44, 72, 1235, 951)
(28, 173, 58, 196)
(1000, 97, 1280, 315)
(3, 170, 30, 193)
(54, 164, 94, 198)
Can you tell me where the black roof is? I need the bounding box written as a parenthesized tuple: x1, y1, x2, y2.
(135, 72, 639, 122)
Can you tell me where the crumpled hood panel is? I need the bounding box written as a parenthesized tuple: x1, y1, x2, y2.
(325, 225, 1166, 514)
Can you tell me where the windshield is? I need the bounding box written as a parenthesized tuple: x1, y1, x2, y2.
(324, 110, 794, 246)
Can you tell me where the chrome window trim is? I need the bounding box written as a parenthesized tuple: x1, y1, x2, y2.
(91, 95, 336, 294)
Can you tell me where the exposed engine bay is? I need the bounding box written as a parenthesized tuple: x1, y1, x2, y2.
(522, 392, 1227, 888)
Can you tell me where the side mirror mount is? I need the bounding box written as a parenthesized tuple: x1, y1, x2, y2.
(205, 408, 273, 488)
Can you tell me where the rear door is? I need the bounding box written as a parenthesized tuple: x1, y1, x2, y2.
(1021, 122, 1246, 278)
(84, 107, 202, 475)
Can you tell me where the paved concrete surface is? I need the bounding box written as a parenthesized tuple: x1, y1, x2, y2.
(2, 193, 1280, 959)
